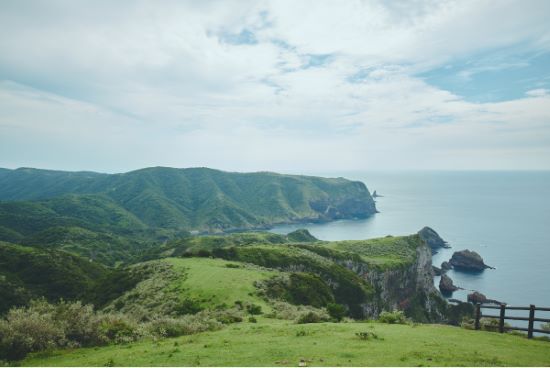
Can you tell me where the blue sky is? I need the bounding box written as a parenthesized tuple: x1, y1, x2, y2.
(1, 0, 550, 173)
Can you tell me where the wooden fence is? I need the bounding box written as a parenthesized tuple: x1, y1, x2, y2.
(475, 304, 550, 338)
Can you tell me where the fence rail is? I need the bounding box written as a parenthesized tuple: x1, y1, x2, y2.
(475, 303, 550, 338)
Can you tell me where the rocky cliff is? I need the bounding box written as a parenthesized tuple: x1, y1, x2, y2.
(334, 235, 447, 322)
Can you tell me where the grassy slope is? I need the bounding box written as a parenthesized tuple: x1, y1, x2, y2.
(104, 257, 279, 316)
(23, 320, 550, 367)
(167, 258, 278, 310)
(0, 242, 109, 313)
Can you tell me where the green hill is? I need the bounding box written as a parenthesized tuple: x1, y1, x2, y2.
(2, 231, 532, 366)
(0, 241, 147, 314)
(0, 242, 105, 314)
(0, 167, 376, 232)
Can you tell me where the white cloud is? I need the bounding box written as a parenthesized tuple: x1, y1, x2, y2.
(0, 0, 549, 171)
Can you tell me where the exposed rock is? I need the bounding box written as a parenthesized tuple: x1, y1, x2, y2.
(441, 261, 452, 272)
(467, 291, 487, 304)
(448, 298, 462, 304)
(372, 190, 383, 198)
(449, 250, 493, 272)
(349, 239, 446, 322)
(432, 266, 442, 276)
(418, 227, 450, 254)
(439, 274, 459, 294)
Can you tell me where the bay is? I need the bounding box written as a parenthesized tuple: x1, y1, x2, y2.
(271, 171, 550, 309)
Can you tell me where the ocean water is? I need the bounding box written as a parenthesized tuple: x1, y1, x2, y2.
(271, 171, 550, 312)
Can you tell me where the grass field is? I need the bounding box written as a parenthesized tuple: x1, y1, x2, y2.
(166, 257, 278, 310)
(24, 319, 550, 366)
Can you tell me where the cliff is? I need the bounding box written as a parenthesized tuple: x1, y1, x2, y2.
(359, 238, 446, 321)
(325, 234, 448, 322)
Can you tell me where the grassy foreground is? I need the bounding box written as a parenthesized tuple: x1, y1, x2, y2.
(24, 319, 550, 366)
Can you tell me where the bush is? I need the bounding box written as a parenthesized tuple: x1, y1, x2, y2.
(265, 301, 330, 323)
(54, 300, 103, 346)
(0, 302, 66, 361)
(0, 299, 237, 362)
(96, 314, 142, 344)
(248, 317, 257, 323)
(378, 310, 408, 324)
(327, 303, 346, 322)
(541, 322, 550, 332)
(296, 311, 329, 324)
(246, 304, 262, 315)
(212, 309, 243, 324)
(174, 299, 203, 315)
(356, 331, 380, 340)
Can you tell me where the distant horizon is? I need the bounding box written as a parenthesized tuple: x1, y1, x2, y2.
(2, 165, 550, 176)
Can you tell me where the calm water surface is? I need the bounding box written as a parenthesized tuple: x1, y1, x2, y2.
(272, 171, 550, 310)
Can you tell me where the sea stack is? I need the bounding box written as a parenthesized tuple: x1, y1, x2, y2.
(439, 274, 459, 295)
(449, 250, 493, 272)
(418, 226, 450, 254)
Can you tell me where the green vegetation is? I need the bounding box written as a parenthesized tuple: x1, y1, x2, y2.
(0, 242, 107, 314)
(22, 320, 550, 367)
(325, 234, 423, 269)
(165, 258, 277, 312)
(0, 166, 376, 234)
(0, 167, 375, 266)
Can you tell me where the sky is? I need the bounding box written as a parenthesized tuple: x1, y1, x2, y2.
(1, 0, 550, 173)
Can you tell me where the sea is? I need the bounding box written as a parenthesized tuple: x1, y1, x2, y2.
(271, 171, 550, 314)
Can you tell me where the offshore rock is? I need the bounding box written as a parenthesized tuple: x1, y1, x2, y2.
(449, 250, 493, 272)
(418, 227, 450, 254)
(441, 261, 452, 272)
(432, 266, 442, 276)
(439, 274, 459, 295)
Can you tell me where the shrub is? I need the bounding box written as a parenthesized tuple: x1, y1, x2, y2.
(174, 299, 203, 315)
(246, 304, 262, 315)
(541, 322, 550, 332)
(212, 309, 243, 324)
(266, 301, 329, 322)
(248, 317, 257, 323)
(296, 311, 329, 324)
(54, 300, 102, 346)
(0, 303, 66, 361)
(327, 303, 346, 322)
(144, 314, 222, 338)
(96, 314, 142, 344)
(356, 331, 379, 340)
(378, 310, 408, 324)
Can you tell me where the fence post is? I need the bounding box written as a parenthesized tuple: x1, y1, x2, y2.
(528, 304, 535, 339)
(499, 304, 506, 333)
(475, 303, 481, 330)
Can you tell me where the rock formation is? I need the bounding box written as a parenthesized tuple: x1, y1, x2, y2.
(441, 261, 452, 272)
(418, 226, 450, 254)
(439, 274, 459, 294)
(449, 250, 493, 272)
(432, 266, 442, 276)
